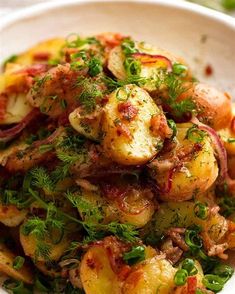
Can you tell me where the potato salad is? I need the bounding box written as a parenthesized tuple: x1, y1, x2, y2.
(0, 33, 234, 294)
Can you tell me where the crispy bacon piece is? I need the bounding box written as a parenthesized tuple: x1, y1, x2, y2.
(16, 64, 48, 77)
(33, 52, 51, 62)
(117, 101, 138, 121)
(150, 114, 172, 139)
(116, 123, 132, 139)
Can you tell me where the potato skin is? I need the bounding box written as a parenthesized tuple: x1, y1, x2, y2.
(102, 84, 165, 165)
(152, 123, 218, 201)
(182, 83, 232, 130)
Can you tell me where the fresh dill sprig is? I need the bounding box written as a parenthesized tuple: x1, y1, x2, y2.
(65, 190, 103, 223)
(30, 167, 55, 192)
(163, 72, 196, 117)
(76, 77, 103, 113)
(103, 75, 146, 91)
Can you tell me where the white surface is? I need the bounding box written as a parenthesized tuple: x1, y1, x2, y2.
(0, 0, 235, 293)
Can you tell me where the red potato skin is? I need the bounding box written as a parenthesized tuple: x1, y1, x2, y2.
(181, 83, 232, 130)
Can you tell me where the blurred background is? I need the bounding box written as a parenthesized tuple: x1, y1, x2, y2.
(0, 0, 235, 17)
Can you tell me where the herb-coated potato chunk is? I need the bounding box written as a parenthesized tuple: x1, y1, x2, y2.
(0, 243, 33, 284)
(122, 256, 176, 294)
(80, 245, 121, 294)
(20, 224, 69, 262)
(152, 201, 228, 244)
(69, 107, 103, 141)
(79, 186, 155, 228)
(102, 84, 168, 165)
(152, 123, 218, 201)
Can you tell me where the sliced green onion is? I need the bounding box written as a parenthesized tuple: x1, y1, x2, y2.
(227, 138, 235, 143)
(182, 258, 198, 276)
(121, 38, 138, 55)
(174, 269, 188, 286)
(185, 229, 203, 251)
(123, 245, 145, 265)
(39, 144, 54, 153)
(172, 63, 188, 76)
(194, 202, 208, 220)
(167, 119, 177, 139)
(88, 57, 102, 77)
(221, 0, 235, 10)
(3, 279, 32, 294)
(13, 256, 25, 270)
(203, 274, 225, 292)
(213, 264, 234, 282)
(124, 57, 141, 77)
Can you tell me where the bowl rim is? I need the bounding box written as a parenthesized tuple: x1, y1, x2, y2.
(1, 0, 235, 31)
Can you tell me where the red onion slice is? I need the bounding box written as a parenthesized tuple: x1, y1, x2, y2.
(0, 108, 40, 141)
(132, 53, 172, 71)
(191, 117, 235, 193)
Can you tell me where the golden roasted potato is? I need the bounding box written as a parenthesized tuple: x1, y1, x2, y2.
(8, 38, 65, 66)
(151, 123, 218, 201)
(153, 201, 228, 245)
(123, 255, 176, 294)
(79, 186, 155, 228)
(69, 107, 103, 141)
(102, 84, 168, 165)
(80, 244, 121, 294)
(20, 224, 69, 262)
(0, 243, 33, 284)
(0, 205, 27, 227)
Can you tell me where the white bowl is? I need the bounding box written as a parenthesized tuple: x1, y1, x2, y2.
(0, 0, 235, 293)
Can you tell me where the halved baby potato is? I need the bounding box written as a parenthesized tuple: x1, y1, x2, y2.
(108, 41, 187, 91)
(0, 243, 33, 284)
(151, 123, 218, 201)
(102, 84, 165, 165)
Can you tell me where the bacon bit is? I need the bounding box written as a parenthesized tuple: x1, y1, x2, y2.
(231, 117, 235, 133)
(166, 228, 189, 251)
(209, 205, 220, 216)
(161, 238, 183, 264)
(187, 276, 197, 294)
(118, 101, 138, 121)
(204, 64, 213, 77)
(0, 93, 8, 121)
(208, 243, 228, 258)
(97, 33, 126, 48)
(150, 114, 172, 139)
(16, 64, 48, 77)
(33, 52, 51, 62)
(116, 123, 132, 139)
